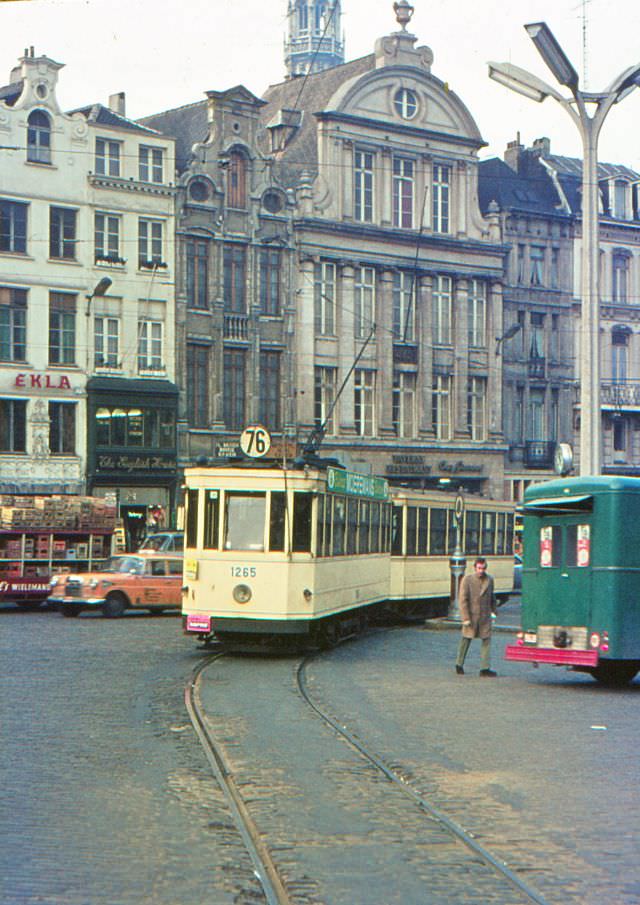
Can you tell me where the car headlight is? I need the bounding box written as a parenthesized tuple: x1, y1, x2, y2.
(89, 579, 100, 589)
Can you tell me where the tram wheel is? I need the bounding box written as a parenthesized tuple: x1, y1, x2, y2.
(60, 604, 81, 618)
(318, 617, 340, 650)
(590, 661, 639, 687)
(102, 593, 127, 619)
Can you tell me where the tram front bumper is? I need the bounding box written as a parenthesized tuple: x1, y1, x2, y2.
(505, 644, 598, 667)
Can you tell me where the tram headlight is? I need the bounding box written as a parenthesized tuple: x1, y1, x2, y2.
(303, 588, 313, 601)
(232, 583, 252, 604)
(589, 632, 601, 649)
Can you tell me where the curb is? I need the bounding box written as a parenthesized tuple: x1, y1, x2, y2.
(423, 618, 518, 635)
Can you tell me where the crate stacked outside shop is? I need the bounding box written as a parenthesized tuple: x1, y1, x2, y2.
(0, 496, 117, 604)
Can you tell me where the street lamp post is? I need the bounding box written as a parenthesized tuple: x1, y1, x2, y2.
(489, 23, 640, 476)
(85, 277, 112, 371)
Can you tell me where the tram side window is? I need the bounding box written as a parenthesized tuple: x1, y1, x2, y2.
(466, 511, 480, 555)
(370, 502, 380, 553)
(316, 494, 325, 556)
(224, 492, 266, 551)
(391, 505, 404, 555)
(345, 498, 357, 555)
(417, 508, 428, 555)
(186, 489, 199, 547)
(406, 506, 418, 556)
(324, 493, 332, 557)
(292, 493, 312, 553)
(269, 491, 286, 552)
(496, 513, 506, 555)
(332, 497, 346, 555)
(506, 513, 515, 553)
(430, 508, 447, 555)
(358, 501, 369, 554)
(481, 512, 495, 555)
(203, 490, 219, 549)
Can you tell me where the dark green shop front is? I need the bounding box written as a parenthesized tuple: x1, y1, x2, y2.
(86, 377, 179, 550)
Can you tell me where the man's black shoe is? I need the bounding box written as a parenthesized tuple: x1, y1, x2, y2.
(479, 669, 497, 677)
(455, 665, 464, 675)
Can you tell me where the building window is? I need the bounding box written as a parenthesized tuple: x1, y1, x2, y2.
(139, 146, 164, 183)
(259, 350, 281, 430)
(393, 371, 416, 438)
(530, 312, 545, 359)
(314, 261, 336, 335)
(138, 321, 163, 371)
(223, 348, 246, 430)
(314, 367, 336, 434)
(467, 377, 487, 441)
(354, 369, 375, 437)
(49, 293, 76, 365)
(297, 0, 308, 30)
(186, 239, 209, 310)
(223, 244, 247, 313)
(49, 207, 77, 260)
(613, 252, 629, 303)
(186, 343, 210, 428)
(530, 245, 545, 285)
(394, 88, 417, 120)
(354, 266, 375, 339)
(27, 110, 51, 164)
(0, 200, 28, 254)
(550, 248, 560, 288)
(528, 389, 545, 440)
(95, 406, 174, 449)
(354, 150, 374, 223)
(393, 157, 414, 229)
(0, 287, 27, 362)
(516, 244, 526, 284)
(259, 249, 281, 316)
(433, 375, 452, 441)
(432, 275, 452, 345)
(95, 138, 121, 177)
(514, 385, 524, 443)
(138, 219, 164, 269)
(227, 150, 248, 209)
(94, 316, 119, 368)
(94, 213, 122, 264)
(432, 164, 450, 233)
(614, 180, 628, 219)
(49, 401, 76, 455)
(467, 280, 486, 348)
(550, 388, 559, 442)
(612, 328, 629, 382)
(0, 399, 26, 452)
(393, 271, 415, 342)
(550, 313, 560, 360)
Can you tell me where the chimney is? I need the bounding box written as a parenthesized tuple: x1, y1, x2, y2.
(504, 135, 524, 173)
(531, 136, 551, 158)
(108, 92, 126, 116)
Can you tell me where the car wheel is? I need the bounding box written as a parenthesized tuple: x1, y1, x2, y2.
(102, 593, 127, 619)
(60, 604, 82, 618)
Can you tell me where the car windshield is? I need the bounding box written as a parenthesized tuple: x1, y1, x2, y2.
(102, 556, 145, 575)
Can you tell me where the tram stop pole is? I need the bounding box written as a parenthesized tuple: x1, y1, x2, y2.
(448, 493, 466, 620)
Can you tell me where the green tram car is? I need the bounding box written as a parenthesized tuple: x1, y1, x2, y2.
(505, 476, 640, 685)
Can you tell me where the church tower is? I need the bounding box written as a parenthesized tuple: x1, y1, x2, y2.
(284, 1, 345, 78)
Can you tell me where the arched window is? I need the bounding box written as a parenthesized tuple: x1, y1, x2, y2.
(27, 110, 51, 164)
(227, 150, 248, 210)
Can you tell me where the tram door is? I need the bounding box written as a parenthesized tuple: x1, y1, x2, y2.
(533, 516, 593, 628)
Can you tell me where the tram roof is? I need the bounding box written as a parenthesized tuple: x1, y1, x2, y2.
(524, 475, 640, 504)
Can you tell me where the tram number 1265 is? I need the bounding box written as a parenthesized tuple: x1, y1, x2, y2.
(231, 566, 257, 578)
(240, 425, 271, 458)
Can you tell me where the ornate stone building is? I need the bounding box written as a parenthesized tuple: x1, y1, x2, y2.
(285, 0, 345, 78)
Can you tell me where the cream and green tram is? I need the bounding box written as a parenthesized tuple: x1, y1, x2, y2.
(389, 491, 517, 608)
(181, 464, 393, 645)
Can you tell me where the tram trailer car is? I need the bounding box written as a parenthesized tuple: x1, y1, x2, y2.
(505, 476, 640, 685)
(181, 464, 517, 647)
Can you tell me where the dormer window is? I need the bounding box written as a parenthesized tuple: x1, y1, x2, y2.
(614, 180, 628, 219)
(227, 150, 248, 210)
(27, 110, 51, 164)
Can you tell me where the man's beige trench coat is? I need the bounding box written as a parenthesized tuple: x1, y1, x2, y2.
(458, 571, 496, 639)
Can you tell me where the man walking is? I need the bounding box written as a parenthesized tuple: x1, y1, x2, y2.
(455, 556, 497, 677)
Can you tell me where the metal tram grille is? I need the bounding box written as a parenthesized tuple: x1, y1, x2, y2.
(537, 625, 589, 650)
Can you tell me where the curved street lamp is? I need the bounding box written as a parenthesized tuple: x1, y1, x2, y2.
(489, 22, 640, 476)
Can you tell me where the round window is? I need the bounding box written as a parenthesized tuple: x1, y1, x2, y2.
(189, 179, 209, 202)
(394, 87, 418, 120)
(35, 83, 48, 99)
(262, 190, 284, 214)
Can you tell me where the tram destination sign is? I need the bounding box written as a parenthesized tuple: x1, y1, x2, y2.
(326, 467, 389, 501)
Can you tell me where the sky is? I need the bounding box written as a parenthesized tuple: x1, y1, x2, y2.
(1, 0, 639, 170)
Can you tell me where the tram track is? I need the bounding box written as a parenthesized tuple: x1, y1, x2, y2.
(185, 652, 293, 905)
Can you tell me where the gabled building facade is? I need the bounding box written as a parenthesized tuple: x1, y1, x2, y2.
(0, 50, 178, 545)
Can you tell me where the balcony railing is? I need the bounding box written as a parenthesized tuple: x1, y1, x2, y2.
(601, 382, 640, 407)
(224, 314, 249, 341)
(528, 357, 546, 379)
(524, 440, 555, 468)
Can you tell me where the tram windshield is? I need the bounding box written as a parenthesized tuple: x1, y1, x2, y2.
(224, 492, 266, 550)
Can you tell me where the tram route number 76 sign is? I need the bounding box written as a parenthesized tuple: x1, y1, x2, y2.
(240, 425, 272, 458)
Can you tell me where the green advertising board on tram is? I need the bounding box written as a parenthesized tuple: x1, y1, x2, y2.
(326, 466, 389, 501)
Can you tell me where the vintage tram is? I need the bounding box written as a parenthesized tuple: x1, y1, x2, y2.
(505, 476, 640, 685)
(181, 462, 516, 647)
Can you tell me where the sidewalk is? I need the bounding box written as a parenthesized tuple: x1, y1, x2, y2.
(424, 594, 521, 634)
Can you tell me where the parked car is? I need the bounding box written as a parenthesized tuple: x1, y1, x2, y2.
(137, 531, 184, 553)
(48, 552, 183, 618)
(513, 553, 522, 592)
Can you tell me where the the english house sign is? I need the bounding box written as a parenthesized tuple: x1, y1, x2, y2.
(12, 372, 74, 390)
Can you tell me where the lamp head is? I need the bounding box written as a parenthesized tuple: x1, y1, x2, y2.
(525, 22, 579, 91)
(92, 277, 112, 297)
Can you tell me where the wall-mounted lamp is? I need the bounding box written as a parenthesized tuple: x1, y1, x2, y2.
(495, 322, 523, 356)
(85, 276, 112, 317)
